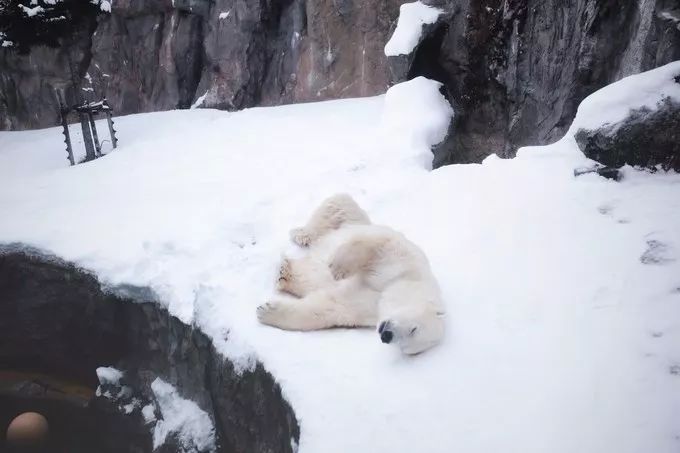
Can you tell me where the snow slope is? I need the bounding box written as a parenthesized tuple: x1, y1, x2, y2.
(1, 69, 680, 453)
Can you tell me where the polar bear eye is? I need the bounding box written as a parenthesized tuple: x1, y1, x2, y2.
(409, 326, 418, 336)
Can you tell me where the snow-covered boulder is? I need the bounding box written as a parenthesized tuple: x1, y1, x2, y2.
(573, 63, 680, 172)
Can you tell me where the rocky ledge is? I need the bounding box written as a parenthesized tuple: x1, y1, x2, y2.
(0, 244, 299, 453)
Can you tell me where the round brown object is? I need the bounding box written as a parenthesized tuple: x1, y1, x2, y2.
(6, 412, 49, 447)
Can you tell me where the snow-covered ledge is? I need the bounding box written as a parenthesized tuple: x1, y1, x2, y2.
(0, 245, 299, 453)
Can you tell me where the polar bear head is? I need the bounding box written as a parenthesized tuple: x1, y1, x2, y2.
(377, 282, 445, 355)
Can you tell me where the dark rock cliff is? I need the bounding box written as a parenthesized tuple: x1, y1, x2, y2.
(1, 0, 679, 166)
(0, 0, 401, 130)
(395, 0, 680, 165)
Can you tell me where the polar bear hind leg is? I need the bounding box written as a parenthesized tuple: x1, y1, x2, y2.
(276, 256, 334, 297)
(290, 193, 370, 247)
(258, 279, 379, 331)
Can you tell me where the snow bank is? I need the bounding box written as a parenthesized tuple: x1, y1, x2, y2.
(1, 72, 679, 453)
(380, 76, 453, 167)
(384, 1, 442, 56)
(568, 60, 680, 133)
(150, 378, 216, 452)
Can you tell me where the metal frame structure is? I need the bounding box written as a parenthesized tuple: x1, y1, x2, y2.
(60, 98, 118, 166)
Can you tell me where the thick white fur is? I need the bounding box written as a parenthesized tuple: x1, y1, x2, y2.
(257, 193, 446, 355)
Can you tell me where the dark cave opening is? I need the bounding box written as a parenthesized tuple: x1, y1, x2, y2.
(406, 23, 454, 105)
(405, 23, 458, 168)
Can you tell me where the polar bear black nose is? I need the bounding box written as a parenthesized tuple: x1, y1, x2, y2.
(380, 330, 393, 344)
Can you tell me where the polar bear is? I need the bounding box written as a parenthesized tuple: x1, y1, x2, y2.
(257, 194, 446, 355)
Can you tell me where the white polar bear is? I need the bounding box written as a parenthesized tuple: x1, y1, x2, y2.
(257, 194, 446, 355)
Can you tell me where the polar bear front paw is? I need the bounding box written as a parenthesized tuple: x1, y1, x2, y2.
(257, 302, 282, 325)
(290, 227, 313, 247)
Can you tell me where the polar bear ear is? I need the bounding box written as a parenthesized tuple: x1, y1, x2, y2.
(436, 311, 446, 318)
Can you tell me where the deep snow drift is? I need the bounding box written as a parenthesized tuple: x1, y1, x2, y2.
(1, 66, 680, 453)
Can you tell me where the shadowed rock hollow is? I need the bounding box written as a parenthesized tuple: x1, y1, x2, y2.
(0, 244, 299, 453)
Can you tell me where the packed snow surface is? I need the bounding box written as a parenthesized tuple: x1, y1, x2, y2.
(384, 1, 442, 57)
(1, 68, 680, 453)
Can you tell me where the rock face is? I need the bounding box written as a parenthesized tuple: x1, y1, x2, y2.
(1, 0, 680, 167)
(0, 0, 402, 130)
(575, 97, 680, 172)
(0, 244, 299, 453)
(391, 0, 680, 165)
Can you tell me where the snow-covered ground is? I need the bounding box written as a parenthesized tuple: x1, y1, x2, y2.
(1, 66, 680, 453)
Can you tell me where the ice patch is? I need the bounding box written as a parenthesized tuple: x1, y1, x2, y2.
(384, 1, 442, 56)
(218, 10, 230, 19)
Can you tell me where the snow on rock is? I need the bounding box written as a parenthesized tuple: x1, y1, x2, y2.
(1, 74, 680, 453)
(150, 378, 216, 452)
(142, 404, 157, 424)
(218, 10, 230, 20)
(660, 10, 680, 30)
(384, 1, 442, 57)
(191, 91, 209, 109)
(0, 32, 13, 48)
(123, 398, 141, 414)
(19, 4, 45, 17)
(96, 366, 124, 385)
(567, 60, 680, 134)
(100, 0, 111, 13)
